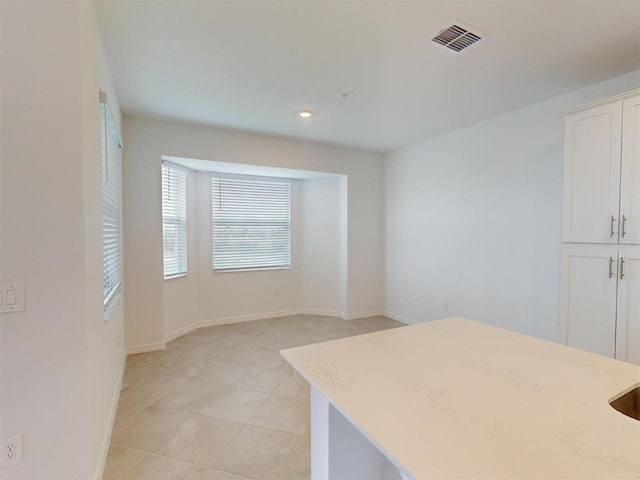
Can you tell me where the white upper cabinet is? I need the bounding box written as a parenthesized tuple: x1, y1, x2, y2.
(620, 95, 640, 244)
(562, 94, 639, 244)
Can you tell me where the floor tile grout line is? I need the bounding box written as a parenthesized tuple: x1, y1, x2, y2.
(108, 439, 151, 452)
(115, 450, 251, 479)
(274, 421, 309, 480)
(208, 424, 300, 480)
(149, 390, 271, 425)
(113, 450, 150, 480)
(240, 420, 307, 439)
(111, 315, 402, 479)
(112, 402, 153, 427)
(120, 401, 250, 427)
(205, 420, 245, 472)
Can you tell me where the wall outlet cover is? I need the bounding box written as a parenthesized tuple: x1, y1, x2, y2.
(1, 434, 23, 468)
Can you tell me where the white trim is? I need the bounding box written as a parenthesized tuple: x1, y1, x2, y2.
(161, 158, 193, 174)
(561, 88, 640, 115)
(162, 309, 396, 344)
(126, 341, 167, 355)
(130, 311, 409, 351)
(94, 352, 127, 480)
(297, 308, 346, 319)
(198, 309, 302, 329)
(103, 287, 122, 322)
(163, 309, 301, 342)
(163, 273, 187, 281)
(99, 91, 123, 147)
(344, 311, 385, 321)
(164, 322, 199, 343)
(383, 311, 418, 325)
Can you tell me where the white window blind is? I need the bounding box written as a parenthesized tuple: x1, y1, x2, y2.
(212, 176, 291, 272)
(101, 92, 122, 310)
(162, 163, 188, 278)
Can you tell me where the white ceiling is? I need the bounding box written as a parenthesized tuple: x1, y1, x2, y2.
(94, 0, 640, 152)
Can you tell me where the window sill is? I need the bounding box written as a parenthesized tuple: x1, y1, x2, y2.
(103, 286, 122, 322)
(164, 273, 188, 281)
(213, 266, 291, 274)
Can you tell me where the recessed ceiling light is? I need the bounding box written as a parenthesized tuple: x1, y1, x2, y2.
(299, 110, 312, 118)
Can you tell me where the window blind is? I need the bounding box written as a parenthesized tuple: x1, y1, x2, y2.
(101, 93, 122, 309)
(162, 163, 188, 278)
(212, 176, 291, 272)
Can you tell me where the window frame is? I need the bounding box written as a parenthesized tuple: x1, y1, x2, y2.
(211, 174, 292, 273)
(162, 161, 188, 280)
(100, 91, 123, 318)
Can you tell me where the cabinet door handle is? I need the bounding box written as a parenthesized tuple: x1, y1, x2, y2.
(609, 257, 615, 279)
(620, 257, 625, 280)
(621, 214, 627, 238)
(610, 215, 616, 238)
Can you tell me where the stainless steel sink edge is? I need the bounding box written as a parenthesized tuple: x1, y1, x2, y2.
(609, 383, 640, 422)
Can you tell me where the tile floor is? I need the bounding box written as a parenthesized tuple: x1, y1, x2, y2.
(104, 314, 403, 480)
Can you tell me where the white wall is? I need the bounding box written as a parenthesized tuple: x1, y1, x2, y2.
(163, 166, 200, 340)
(163, 169, 350, 339)
(123, 116, 384, 351)
(194, 173, 304, 328)
(0, 2, 125, 479)
(301, 177, 344, 315)
(384, 70, 640, 341)
(80, 4, 127, 478)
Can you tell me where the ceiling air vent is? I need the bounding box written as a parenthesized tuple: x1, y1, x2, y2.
(432, 24, 482, 52)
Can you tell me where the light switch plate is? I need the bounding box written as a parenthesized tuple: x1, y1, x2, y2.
(0, 282, 25, 313)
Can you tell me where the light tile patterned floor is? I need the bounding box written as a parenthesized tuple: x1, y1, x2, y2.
(104, 315, 403, 480)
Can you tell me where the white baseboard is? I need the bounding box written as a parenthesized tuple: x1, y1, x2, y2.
(344, 311, 385, 321)
(197, 309, 302, 330)
(134, 310, 400, 350)
(197, 309, 387, 328)
(296, 309, 386, 321)
(163, 309, 302, 343)
(297, 308, 345, 318)
(127, 340, 167, 355)
(94, 352, 126, 480)
(383, 311, 417, 325)
(164, 322, 199, 343)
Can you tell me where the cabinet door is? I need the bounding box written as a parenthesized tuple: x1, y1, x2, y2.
(559, 246, 618, 358)
(615, 247, 640, 365)
(620, 95, 640, 244)
(562, 102, 623, 243)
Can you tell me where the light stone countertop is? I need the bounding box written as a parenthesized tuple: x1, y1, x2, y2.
(281, 317, 640, 479)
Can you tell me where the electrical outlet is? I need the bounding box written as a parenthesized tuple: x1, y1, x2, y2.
(1, 434, 23, 468)
(441, 301, 448, 312)
(273, 287, 280, 296)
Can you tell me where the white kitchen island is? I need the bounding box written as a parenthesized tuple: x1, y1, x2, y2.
(281, 317, 640, 480)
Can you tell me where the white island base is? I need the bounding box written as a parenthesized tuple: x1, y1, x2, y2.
(311, 386, 409, 480)
(281, 317, 640, 480)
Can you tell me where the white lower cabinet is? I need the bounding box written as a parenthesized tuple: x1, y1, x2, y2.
(615, 246, 640, 364)
(560, 244, 640, 364)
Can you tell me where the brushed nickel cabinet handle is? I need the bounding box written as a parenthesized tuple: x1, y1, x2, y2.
(609, 257, 615, 279)
(610, 215, 616, 238)
(621, 214, 627, 238)
(620, 257, 625, 280)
